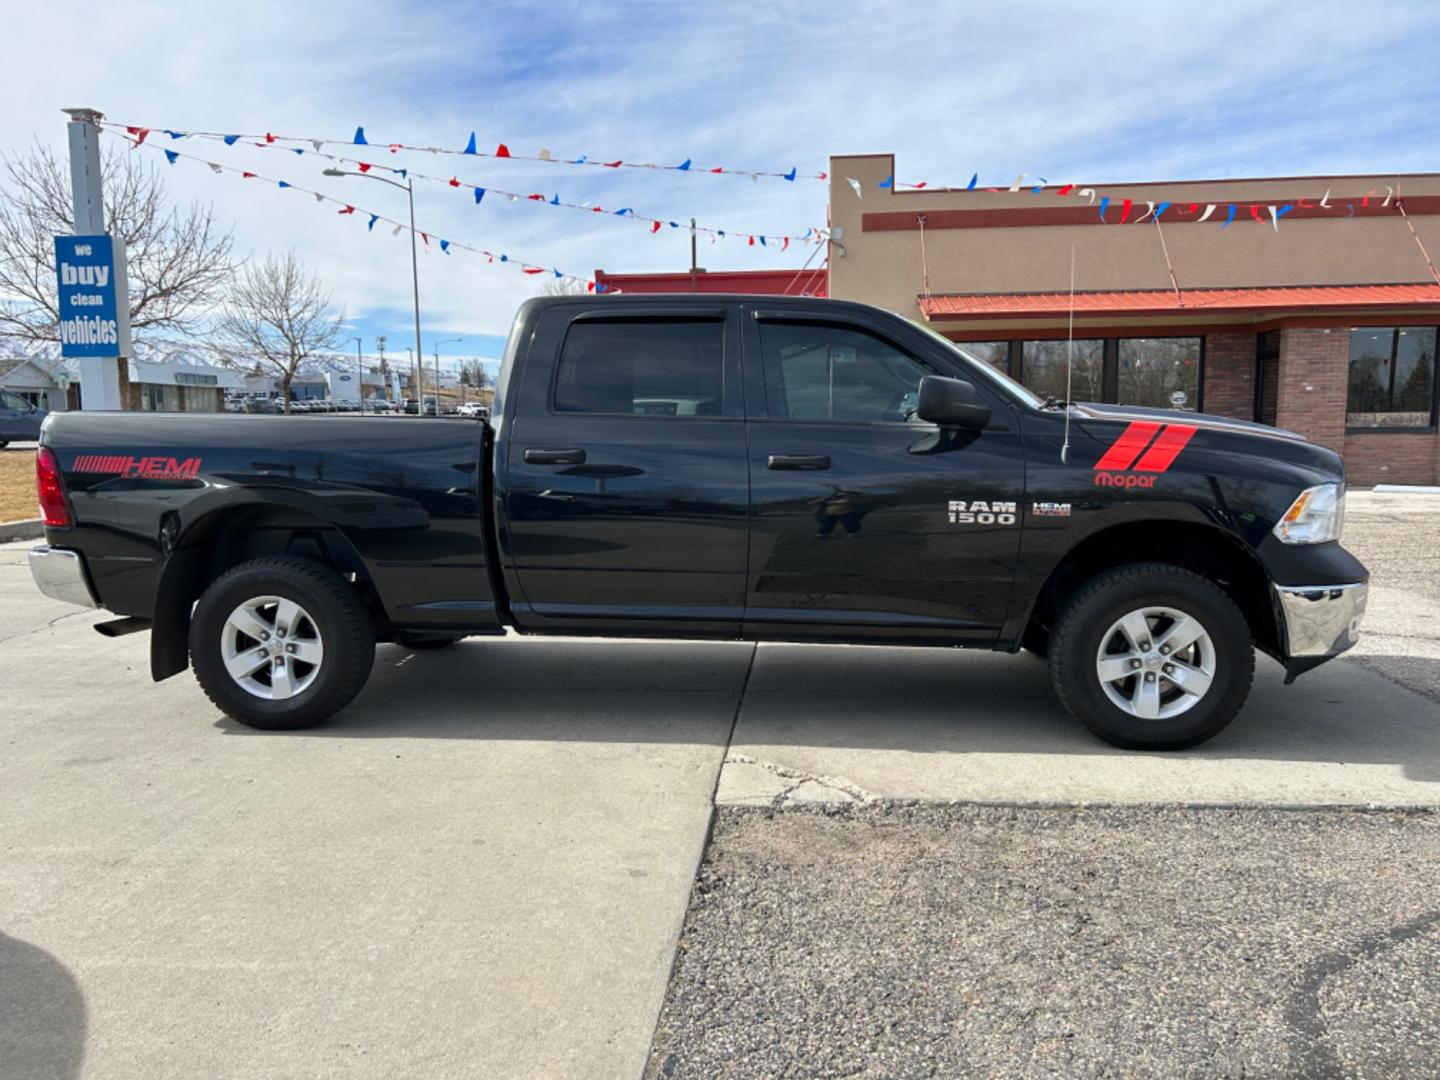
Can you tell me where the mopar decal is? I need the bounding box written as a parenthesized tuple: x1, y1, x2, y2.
(948, 500, 1017, 525)
(1093, 421, 1196, 488)
(71, 454, 202, 481)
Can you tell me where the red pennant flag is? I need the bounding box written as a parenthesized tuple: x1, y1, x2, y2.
(388, 144, 401, 154)
(496, 144, 511, 157)
(126, 126, 150, 146)
(748, 235, 755, 246)
(420, 232, 429, 246)
(710, 167, 724, 174)
(1297, 197, 1313, 208)
(449, 177, 461, 187)
(604, 160, 622, 168)
(1120, 198, 1133, 224)
(587, 282, 596, 292)
(818, 172, 828, 180)
(1362, 189, 1375, 207)
(358, 162, 372, 173)
(526, 193, 545, 201)
(913, 182, 928, 189)
(781, 237, 790, 252)
(242, 171, 257, 179)
(1056, 184, 1075, 196)
(523, 267, 543, 275)
(265, 132, 276, 143)
(1249, 205, 1263, 222)
(650, 220, 661, 233)
(338, 205, 355, 214)
(1185, 203, 1199, 214)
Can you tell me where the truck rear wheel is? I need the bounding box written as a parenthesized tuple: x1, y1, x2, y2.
(1049, 563, 1254, 750)
(190, 557, 375, 730)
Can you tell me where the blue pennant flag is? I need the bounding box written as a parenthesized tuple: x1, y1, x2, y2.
(878, 174, 893, 189)
(292, 147, 305, 155)
(554, 269, 563, 279)
(353, 126, 368, 145)
(1031, 178, 1048, 194)
(163, 150, 178, 165)
(784, 167, 796, 182)
(1154, 201, 1171, 222)
(572, 155, 587, 164)
(474, 187, 485, 204)
(367, 214, 378, 231)
(677, 158, 692, 171)
(966, 173, 977, 191)
(164, 130, 186, 140)
(277, 180, 291, 189)
(1221, 203, 1237, 229)
(396, 169, 407, 179)
(758, 235, 766, 247)
(440, 240, 450, 254)
(595, 281, 608, 293)
(222, 135, 240, 146)
(1098, 196, 1110, 222)
(1276, 204, 1294, 220)
(615, 208, 632, 216)
(550, 194, 560, 206)
(463, 132, 477, 155)
(718, 230, 725, 238)
(499, 254, 508, 262)
(669, 221, 679, 228)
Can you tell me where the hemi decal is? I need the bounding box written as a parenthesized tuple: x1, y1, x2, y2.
(1093, 421, 1163, 471)
(1132, 424, 1197, 472)
(70, 454, 202, 481)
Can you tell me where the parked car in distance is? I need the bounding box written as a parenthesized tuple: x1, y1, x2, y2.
(0, 390, 46, 447)
(369, 399, 394, 413)
(456, 402, 489, 419)
(244, 397, 282, 414)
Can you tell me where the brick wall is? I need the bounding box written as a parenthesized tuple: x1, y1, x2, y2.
(1201, 333, 1255, 420)
(1273, 327, 1349, 451)
(1343, 432, 1438, 486)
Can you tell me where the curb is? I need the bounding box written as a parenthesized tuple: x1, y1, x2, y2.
(0, 519, 43, 543)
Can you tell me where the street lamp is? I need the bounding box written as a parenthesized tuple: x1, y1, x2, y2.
(433, 336, 463, 415)
(323, 167, 423, 416)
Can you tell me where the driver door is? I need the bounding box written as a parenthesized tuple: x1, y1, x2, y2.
(741, 305, 1026, 642)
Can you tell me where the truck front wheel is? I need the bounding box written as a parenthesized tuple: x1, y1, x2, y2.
(1049, 563, 1254, 750)
(190, 557, 376, 730)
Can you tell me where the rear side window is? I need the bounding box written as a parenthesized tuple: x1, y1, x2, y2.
(554, 318, 724, 416)
(759, 321, 938, 422)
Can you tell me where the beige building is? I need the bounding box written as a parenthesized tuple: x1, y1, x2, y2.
(826, 154, 1440, 486)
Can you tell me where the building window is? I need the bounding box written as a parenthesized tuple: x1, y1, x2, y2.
(554, 318, 725, 416)
(1117, 338, 1202, 411)
(1347, 327, 1436, 429)
(1022, 340, 1103, 402)
(175, 372, 218, 386)
(956, 341, 1009, 372)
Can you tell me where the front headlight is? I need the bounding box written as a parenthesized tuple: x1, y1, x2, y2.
(1273, 483, 1345, 544)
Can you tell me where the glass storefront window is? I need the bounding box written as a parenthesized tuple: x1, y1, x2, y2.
(1347, 327, 1436, 428)
(1117, 338, 1201, 411)
(1022, 340, 1103, 402)
(955, 341, 1009, 373)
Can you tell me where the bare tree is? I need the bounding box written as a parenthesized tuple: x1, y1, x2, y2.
(0, 141, 235, 341)
(216, 252, 344, 413)
(538, 277, 590, 298)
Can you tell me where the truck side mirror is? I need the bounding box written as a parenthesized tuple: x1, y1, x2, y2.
(916, 376, 990, 431)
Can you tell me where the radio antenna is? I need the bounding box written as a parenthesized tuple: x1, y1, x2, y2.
(1060, 243, 1076, 464)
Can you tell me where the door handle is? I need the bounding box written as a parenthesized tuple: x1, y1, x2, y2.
(767, 454, 831, 471)
(524, 448, 587, 465)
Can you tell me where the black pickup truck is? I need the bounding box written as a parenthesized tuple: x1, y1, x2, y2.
(28, 295, 1367, 749)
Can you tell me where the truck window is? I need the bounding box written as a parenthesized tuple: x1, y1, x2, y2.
(759, 321, 938, 423)
(554, 318, 724, 417)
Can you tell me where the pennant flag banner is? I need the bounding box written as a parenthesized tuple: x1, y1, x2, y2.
(105, 120, 821, 249)
(106, 131, 604, 292)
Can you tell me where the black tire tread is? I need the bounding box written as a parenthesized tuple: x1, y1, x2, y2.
(190, 556, 374, 729)
(1049, 561, 1254, 750)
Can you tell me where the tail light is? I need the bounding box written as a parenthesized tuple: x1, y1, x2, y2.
(36, 447, 72, 527)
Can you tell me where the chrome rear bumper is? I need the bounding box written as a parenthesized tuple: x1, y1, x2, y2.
(1275, 581, 1367, 659)
(28, 545, 98, 609)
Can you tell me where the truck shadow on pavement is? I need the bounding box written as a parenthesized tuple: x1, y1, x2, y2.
(214, 638, 1440, 786)
(0, 931, 86, 1080)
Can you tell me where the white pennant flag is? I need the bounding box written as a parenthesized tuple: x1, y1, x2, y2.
(846, 178, 862, 199)
(312, 140, 323, 152)
(208, 162, 222, 174)
(314, 192, 324, 202)
(1009, 174, 1024, 192)
(1133, 200, 1156, 224)
(1076, 188, 1098, 205)
(392, 224, 402, 237)
(539, 148, 552, 161)
(1319, 188, 1331, 208)
(1196, 204, 1217, 223)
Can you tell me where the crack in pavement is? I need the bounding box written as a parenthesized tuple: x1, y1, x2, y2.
(724, 752, 880, 807)
(0, 609, 91, 648)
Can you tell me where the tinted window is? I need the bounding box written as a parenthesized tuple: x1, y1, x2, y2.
(759, 321, 937, 422)
(554, 318, 724, 416)
(1117, 337, 1201, 410)
(1022, 340, 1103, 401)
(0, 391, 30, 410)
(1347, 327, 1436, 428)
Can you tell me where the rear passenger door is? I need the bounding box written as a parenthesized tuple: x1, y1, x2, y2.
(742, 305, 1026, 642)
(502, 303, 750, 636)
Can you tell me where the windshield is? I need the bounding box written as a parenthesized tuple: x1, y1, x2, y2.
(911, 322, 1045, 409)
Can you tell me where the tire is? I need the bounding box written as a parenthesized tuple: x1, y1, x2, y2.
(392, 632, 465, 650)
(190, 556, 375, 730)
(1049, 562, 1254, 750)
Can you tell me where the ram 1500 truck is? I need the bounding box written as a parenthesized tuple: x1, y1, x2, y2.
(27, 295, 1368, 749)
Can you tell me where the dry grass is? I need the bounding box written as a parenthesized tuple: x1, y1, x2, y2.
(0, 449, 36, 522)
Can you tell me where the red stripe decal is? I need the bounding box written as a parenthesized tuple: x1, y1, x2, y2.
(1094, 421, 1162, 471)
(1133, 424, 1197, 472)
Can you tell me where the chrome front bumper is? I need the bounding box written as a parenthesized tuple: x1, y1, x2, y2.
(1275, 581, 1367, 659)
(28, 545, 98, 609)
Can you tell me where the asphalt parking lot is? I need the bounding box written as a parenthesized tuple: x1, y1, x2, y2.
(2, 491, 1438, 1078)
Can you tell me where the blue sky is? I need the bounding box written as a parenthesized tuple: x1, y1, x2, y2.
(6, 0, 1440, 369)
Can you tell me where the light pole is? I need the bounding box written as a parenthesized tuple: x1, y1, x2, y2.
(324, 167, 423, 416)
(433, 336, 462, 415)
(405, 347, 414, 410)
(354, 336, 363, 413)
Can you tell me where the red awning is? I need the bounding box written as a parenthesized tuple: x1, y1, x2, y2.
(919, 283, 1440, 320)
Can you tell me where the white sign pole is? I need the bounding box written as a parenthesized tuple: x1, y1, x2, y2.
(62, 107, 124, 410)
